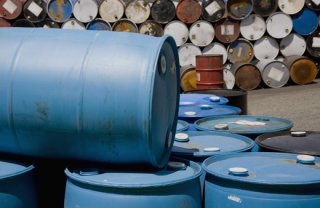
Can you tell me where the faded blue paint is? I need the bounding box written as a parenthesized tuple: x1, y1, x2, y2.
(47, 0, 74, 23)
(86, 19, 112, 31)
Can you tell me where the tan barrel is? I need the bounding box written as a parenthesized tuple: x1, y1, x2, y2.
(180, 65, 197, 92)
(112, 18, 138, 33)
(230, 62, 261, 91)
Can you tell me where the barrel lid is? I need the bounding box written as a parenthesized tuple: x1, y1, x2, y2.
(254, 36, 279, 60)
(194, 115, 293, 135)
(65, 158, 201, 188)
(240, 14, 266, 41)
(180, 93, 229, 105)
(178, 43, 202, 67)
(47, 0, 73, 23)
(172, 131, 254, 158)
(0, 160, 34, 179)
(256, 131, 320, 156)
(266, 12, 293, 39)
(164, 20, 189, 47)
(202, 42, 228, 64)
(280, 33, 306, 57)
(99, 0, 125, 23)
(73, 0, 98, 23)
(278, 0, 305, 15)
(86, 18, 111, 31)
(203, 152, 320, 185)
(189, 20, 215, 47)
(179, 105, 241, 119)
(292, 7, 318, 36)
(176, 119, 189, 131)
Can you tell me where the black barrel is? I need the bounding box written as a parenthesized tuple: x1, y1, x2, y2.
(201, 0, 226, 23)
(151, 0, 175, 24)
(23, 0, 47, 23)
(37, 18, 60, 28)
(252, 0, 278, 17)
(305, 0, 320, 11)
(12, 19, 35, 27)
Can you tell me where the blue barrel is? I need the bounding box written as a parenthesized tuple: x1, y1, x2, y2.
(194, 115, 293, 138)
(64, 158, 202, 208)
(0, 160, 37, 207)
(47, 0, 76, 23)
(0, 28, 179, 169)
(176, 119, 190, 132)
(292, 8, 318, 36)
(179, 93, 229, 106)
(203, 152, 320, 208)
(86, 18, 112, 31)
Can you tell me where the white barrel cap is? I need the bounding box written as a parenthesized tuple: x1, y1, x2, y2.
(297, 155, 315, 164)
(229, 167, 249, 176)
(214, 123, 228, 130)
(204, 147, 220, 152)
(210, 96, 220, 102)
(291, 131, 307, 137)
(184, 111, 197, 116)
(175, 133, 190, 142)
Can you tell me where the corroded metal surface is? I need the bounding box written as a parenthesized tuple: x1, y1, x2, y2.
(227, 38, 254, 64)
(139, 20, 163, 36)
(215, 18, 240, 43)
(0, 0, 22, 19)
(112, 18, 138, 33)
(176, 0, 201, 24)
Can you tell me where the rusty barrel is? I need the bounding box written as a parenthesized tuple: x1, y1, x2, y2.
(176, 0, 201, 24)
(0, 0, 22, 20)
(284, 55, 318, 85)
(112, 18, 138, 33)
(227, 38, 254, 64)
(252, 0, 278, 17)
(230, 62, 261, 91)
(139, 20, 163, 37)
(226, 0, 253, 20)
(180, 65, 197, 92)
(196, 55, 224, 90)
(201, 0, 226, 23)
(214, 18, 240, 43)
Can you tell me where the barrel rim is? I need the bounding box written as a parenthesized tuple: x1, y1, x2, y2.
(0, 162, 34, 180)
(176, 119, 189, 131)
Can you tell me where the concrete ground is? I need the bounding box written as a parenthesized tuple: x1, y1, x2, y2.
(247, 79, 320, 131)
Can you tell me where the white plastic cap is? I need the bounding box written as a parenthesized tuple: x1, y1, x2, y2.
(215, 123, 229, 130)
(291, 131, 307, 137)
(297, 155, 315, 164)
(210, 96, 220, 102)
(175, 133, 189, 142)
(184, 111, 196, 116)
(228, 167, 249, 176)
(203, 147, 220, 152)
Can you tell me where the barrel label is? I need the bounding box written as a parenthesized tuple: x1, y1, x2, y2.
(2, 0, 17, 14)
(312, 37, 320, 48)
(228, 195, 242, 203)
(196, 72, 200, 81)
(221, 25, 234, 35)
(268, 67, 284, 82)
(28, 2, 43, 17)
(237, 47, 243, 57)
(205, 1, 221, 16)
(312, 0, 320, 6)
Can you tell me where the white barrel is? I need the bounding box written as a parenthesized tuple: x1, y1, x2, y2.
(73, 0, 98, 23)
(125, 0, 150, 24)
(202, 42, 228, 64)
(223, 64, 235, 89)
(178, 43, 202, 67)
(266, 12, 293, 39)
(189, 20, 215, 47)
(278, 0, 305, 15)
(254, 36, 279, 60)
(240, 14, 266, 41)
(99, 0, 125, 23)
(61, 18, 86, 30)
(256, 59, 290, 88)
(164, 20, 189, 47)
(280, 33, 306, 57)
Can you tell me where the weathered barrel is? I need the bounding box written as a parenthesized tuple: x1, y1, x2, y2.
(12, 18, 35, 27)
(202, 42, 228, 64)
(73, 0, 98, 23)
(230, 62, 261, 91)
(47, 0, 74, 23)
(278, 0, 305, 15)
(139, 20, 163, 37)
(252, 0, 278, 17)
(0, 27, 179, 168)
(22, 0, 47, 23)
(86, 18, 112, 31)
(150, 0, 175, 24)
(280, 33, 306, 57)
(112, 18, 138, 33)
(180, 65, 197, 92)
(226, 0, 253, 20)
(64, 158, 202, 208)
(164, 20, 189, 47)
(306, 31, 320, 57)
(99, 0, 125, 23)
(292, 7, 318, 36)
(254, 36, 279, 60)
(266, 12, 293, 39)
(125, 0, 150, 24)
(214, 18, 240, 43)
(284, 55, 319, 85)
(227, 38, 254, 64)
(37, 18, 60, 28)
(201, 0, 226, 23)
(61, 18, 86, 30)
(178, 43, 202, 67)
(189, 20, 215, 47)
(176, 0, 201, 24)
(240, 14, 266, 41)
(203, 152, 320, 208)
(0, 0, 22, 20)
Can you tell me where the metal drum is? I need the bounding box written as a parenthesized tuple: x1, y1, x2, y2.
(139, 20, 163, 37)
(64, 159, 202, 208)
(179, 93, 229, 106)
(176, 0, 201, 24)
(150, 0, 175, 24)
(196, 55, 224, 90)
(179, 104, 241, 123)
(256, 131, 320, 156)
(280, 33, 306, 57)
(47, 0, 73, 23)
(223, 66, 236, 90)
(214, 18, 240, 43)
(278, 0, 305, 15)
(226, 0, 253, 20)
(180, 65, 197, 92)
(61, 18, 86, 30)
(176, 119, 190, 132)
(22, 0, 47, 23)
(194, 115, 293, 137)
(230, 62, 261, 90)
(86, 18, 112, 31)
(0, 0, 22, 20)
(189, 20, 215, 47)
(37, 18, 60, 28)
(0, 27, 179, 169)
(201, 0, 226, 23)
(125, 0, 150, 24)
(292, 7, 318, 36)
(0, 160, 37, 208)
(255, 59, 290, 88)
(227, 38, 254, 64)
(164, 20, 189, 47)
(99, 0, 125, 23)
(12, 18, 35, 27)
(112, 18, 138, 33)
(73, 0, 98, 23)
(305, 0, 320, 11)
(178, 43, 202, 67)
(0, 17, 10, 26)
(185, 89, 248, 115)
(202, 42, 228, 64)
(240, 14, 266, 41)
(284, 55, 318, 85)
(306, 31, 320, 57)
(266, 12, 293, 39)
(254, 36, 279, 60)
(252, 0, 278, 17)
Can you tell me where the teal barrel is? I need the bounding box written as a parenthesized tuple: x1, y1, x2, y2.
(0, 28, 179, 168)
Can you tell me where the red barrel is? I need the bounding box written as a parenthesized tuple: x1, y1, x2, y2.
(0, 0, 22, 19)
(214, 18, 240, 43)
(196, 55, 224, 90)
(176, 0, 201, 24)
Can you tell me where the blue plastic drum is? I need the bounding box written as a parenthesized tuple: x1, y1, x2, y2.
(292, 8, 318, 36)
(203, 152, 320, 208)
(176, 120, 190, 132)
(64, 158, 202, 208)
(179, 93, 229, 106)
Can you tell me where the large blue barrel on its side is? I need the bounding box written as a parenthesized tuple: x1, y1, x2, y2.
(0, 160, 37, 207)
(203, 152, 320, 208)
(0, 28, 180, 169)
(64, 158, 202, 208)
(292, 8, 318, 36)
